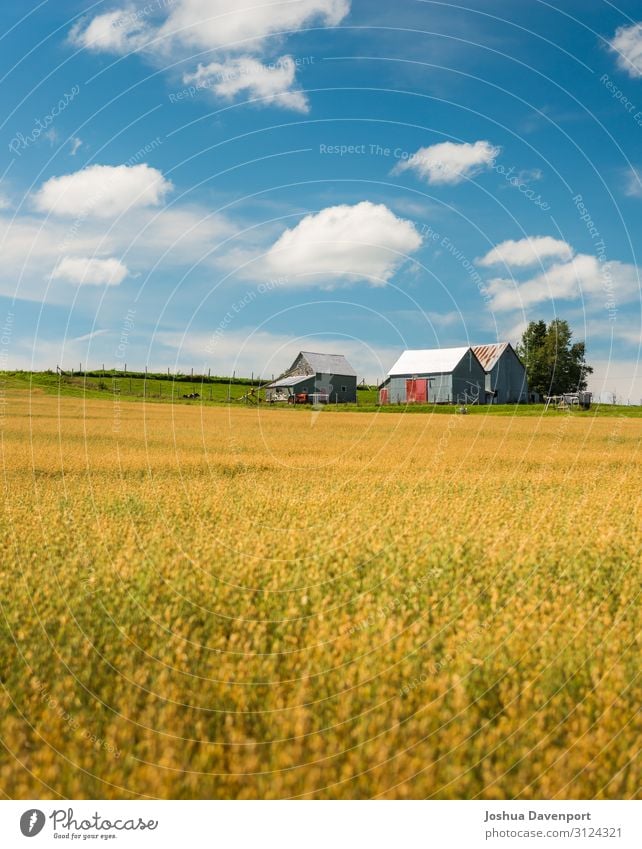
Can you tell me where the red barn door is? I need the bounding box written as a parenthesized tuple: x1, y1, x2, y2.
(406, 378, 427, 403)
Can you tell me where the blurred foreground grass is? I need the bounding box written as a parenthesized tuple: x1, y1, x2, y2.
(0, 390, 640, 798)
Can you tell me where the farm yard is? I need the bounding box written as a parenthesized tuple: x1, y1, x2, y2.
(3, 370, 642, 416)
(0, 387, 640, 799)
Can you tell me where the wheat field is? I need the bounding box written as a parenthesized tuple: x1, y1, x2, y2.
(0, 390, 640, 799)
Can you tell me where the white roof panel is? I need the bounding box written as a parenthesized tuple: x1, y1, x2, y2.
(265, 374, 310, 388)
(387, 346, 471, 376)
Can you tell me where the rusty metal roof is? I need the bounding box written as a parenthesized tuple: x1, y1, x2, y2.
(471, 343, 510, 372)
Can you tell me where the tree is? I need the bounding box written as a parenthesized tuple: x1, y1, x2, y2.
(516, 319, 592, 397)
(516, 319, 548, 396)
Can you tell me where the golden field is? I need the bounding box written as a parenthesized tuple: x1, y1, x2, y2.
(0, 390, 640, 799)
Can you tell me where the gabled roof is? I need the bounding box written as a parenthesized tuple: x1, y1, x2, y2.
(299, 351, 357, 376)
(265, 374, 311, 389)
(387, 346, 472, 377)
(471, 342, 512, 372)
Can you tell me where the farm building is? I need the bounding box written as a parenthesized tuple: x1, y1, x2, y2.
(379, 347, 486, 405)
(264, 351, 357, 404)
(471, 343, 528, 404)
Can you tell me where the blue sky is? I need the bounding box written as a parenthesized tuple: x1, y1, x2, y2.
(1, 0, 641, 398)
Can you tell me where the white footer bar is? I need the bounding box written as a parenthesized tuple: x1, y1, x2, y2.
(0, 800, 639, 849)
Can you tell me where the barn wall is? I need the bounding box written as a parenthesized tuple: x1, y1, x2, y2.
(268, 375, 357, 402)
(489, 349, 528, 403)
(296, 377, 317, 396)
(286, 353, 314, 377)
(315, 373, 357, 403)
(266, 376, 316, 400)
(385, 376, 408, 404)
(384, 373, 453, 403)
(343, 375, 358, 403)
(452, 351, 486, 404)
(426, 374, 452, 403)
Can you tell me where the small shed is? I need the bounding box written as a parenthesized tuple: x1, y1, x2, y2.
(471, 343, 528, 404)
(379, 347, 486, 405)
(265, 351, 357, 403)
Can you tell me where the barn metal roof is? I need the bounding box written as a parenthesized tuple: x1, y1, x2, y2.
(471, 342, 510, 372)
(265, 374, 311, 389)
(299, 351, 357, 376)
(387, 346, 471, 376)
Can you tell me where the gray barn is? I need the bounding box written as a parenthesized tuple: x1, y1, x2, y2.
(265, 351, 357, 403)
(379, 347, 486, 405)
(472, 343, 528, 404)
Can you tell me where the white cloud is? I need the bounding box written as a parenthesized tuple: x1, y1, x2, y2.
(516, 168, 542, 183)
(122, 205, 235, 259)
(52, 256, 129, 286)
(70, 1, 349, 112)
(8, 325, 399, 379)
(0, 202, 234, 304)
(157, 0, 349, 53)
(609, 22, 642, 78)
(624, 167, 642, 197)
(72, 329, 110, 343)
(583, 315, 642, 348)
(486, 254, 639, 312)
(478, 236, 574, 268)
(0, 194, 10, 211)
(43, 128, 59, 146)
(70, 1, 349, 56)
(588, 359, 642, 404)
(261, 201, 422, 285)
(183, 55, 309, 112)
(69, 8, 152, 54)
(477, 236, 640, 314)
(393, 140, 500, 185)
(155, 327, 396, 383)
(32, 164, 173, 218)
(8, 335, 106, 371)
(69, 137, 83, 156)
